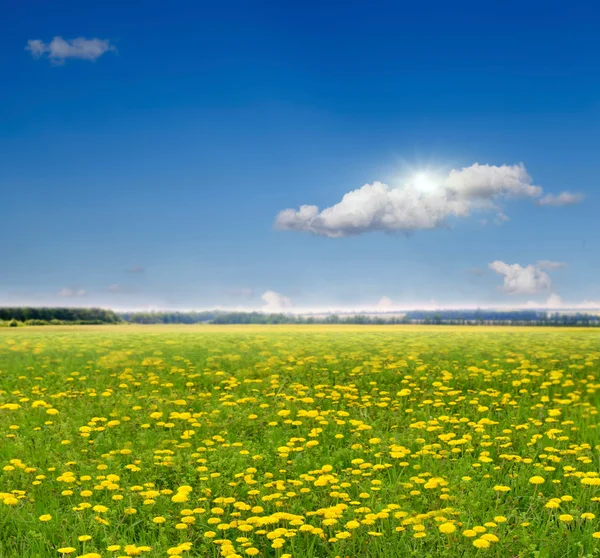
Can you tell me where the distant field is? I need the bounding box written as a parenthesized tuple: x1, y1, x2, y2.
(0, 326, 599, 557)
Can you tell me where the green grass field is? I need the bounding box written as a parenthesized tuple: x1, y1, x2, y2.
(0, 325, 599, 557)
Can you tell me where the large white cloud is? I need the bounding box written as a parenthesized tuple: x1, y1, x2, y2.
(488, 261, 553, 295)
(275, 163, 582, 237)
(261, 290, 293, 312)
(275, 181, 473, 237)
(26, 37, 116, 64)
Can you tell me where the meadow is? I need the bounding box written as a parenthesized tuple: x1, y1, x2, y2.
(0, 325, 599, 558)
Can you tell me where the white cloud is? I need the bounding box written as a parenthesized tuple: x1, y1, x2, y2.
(26, 36, 116, 64)
(26, 40, 47, 58)
(376, 296, 394, 309)
(58, 288, 87, 298)
(261, 290, 293, 312)
(536, 260, 566, 270)
(275, 180, 471, 237)
(523, 293, 600, 310)
(545, 293, 564, 307)
(276, 163, 581, 237)
(494, 212, 510, 225)
(537, 192, 584, 206)
(576, 300, 600, 309)
(488, 261, 552, 295)
(445, 163, 542, 200)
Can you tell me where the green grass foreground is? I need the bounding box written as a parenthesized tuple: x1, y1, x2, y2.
(0, 325, 599, 557)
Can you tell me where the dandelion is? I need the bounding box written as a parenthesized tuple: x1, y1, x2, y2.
(439, 522, 456, 534)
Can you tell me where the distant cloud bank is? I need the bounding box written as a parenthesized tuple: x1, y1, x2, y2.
(275, 163, 583, 237)
(26, 37, 116, 64)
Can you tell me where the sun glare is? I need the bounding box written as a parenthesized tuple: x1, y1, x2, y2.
(411, 171, 439, 193)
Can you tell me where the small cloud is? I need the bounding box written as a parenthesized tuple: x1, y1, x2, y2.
(58, 287, 87, 298)
(376, 296, 394, 309)
(545, 293, 564, 307)
(488, 261, 552, 295)
(26, 36, 117, 64)
(494, 212, 510, 225)
(225, 288, 255, 298)
(26, 40, 47, 59)
(523, 293, 564, 309)
(536, 260, 566, 270)
(537, 192, 584, 206)
(261, 290, 293, 312)
(126, 266, 145, 274)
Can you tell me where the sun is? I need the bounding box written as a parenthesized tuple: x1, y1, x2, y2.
(411, 171, 440, 193)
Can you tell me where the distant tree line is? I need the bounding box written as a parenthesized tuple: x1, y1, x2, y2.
(120, 309, 600, 326)
(0, 307, 122, 326)
(1, 308, 599, 327)
(119, 311, 219, 324)
(404, 310, 600, 326)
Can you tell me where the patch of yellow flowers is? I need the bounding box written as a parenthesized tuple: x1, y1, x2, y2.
(0, 325, 599, 556)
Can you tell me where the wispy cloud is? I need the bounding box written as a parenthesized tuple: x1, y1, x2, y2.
(26, 36, 117, 64)
(536, 260, 566, 270)
(126, 265, 145, 274)
(103, 284, 139, 294)
(58, 287, 87, 298)
(536, 192, 584, 206)
(275, 163, 583, 237)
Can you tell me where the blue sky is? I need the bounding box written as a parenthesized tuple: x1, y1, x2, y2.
(1, 0, 599, 312)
